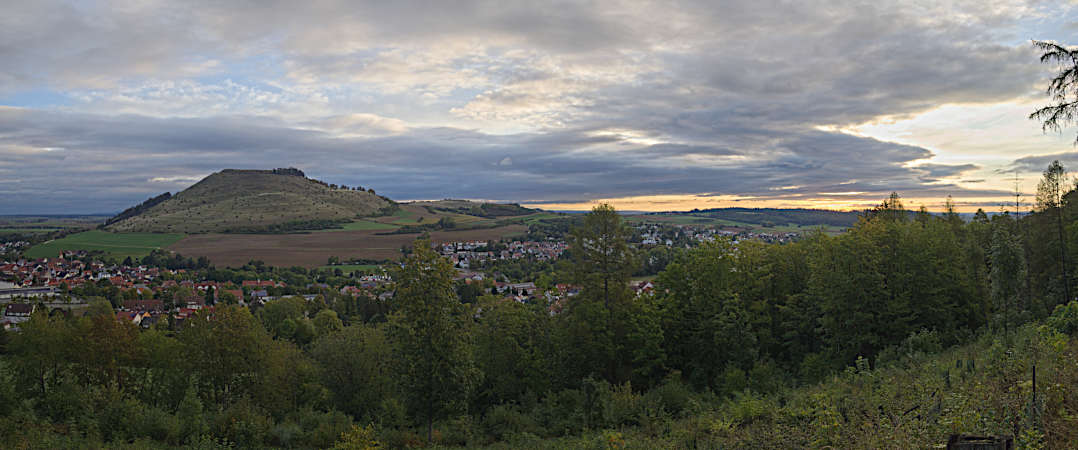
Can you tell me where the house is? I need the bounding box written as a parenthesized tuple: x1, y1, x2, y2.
(116, 311, 145, 326)
(139, 314, 160, 329)
(633, 281, 654, 296)
(243, 280, 284, 288)
(507, 282, 537, 296)
(123, 299, 164, 312)
(3, 303, 36, 324)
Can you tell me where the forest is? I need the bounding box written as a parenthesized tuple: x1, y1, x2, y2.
(3, 161, 1078, 448)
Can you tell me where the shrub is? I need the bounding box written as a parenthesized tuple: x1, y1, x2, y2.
(133, 404, 181, 443)
(213, 399, 274, 446)
(642, 375, 696, 418)
(483, 403, 541, 441)
(534, 388, 587, 436)
(1048, 300, 1078, 335)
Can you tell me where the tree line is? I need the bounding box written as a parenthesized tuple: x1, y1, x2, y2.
(3, 162, 1078, 447)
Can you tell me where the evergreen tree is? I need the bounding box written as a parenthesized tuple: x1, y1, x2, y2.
(1036, 160, 1072, 305)
(563, 204, 641, 384)
(388, 238, 477, 443)
(990, 221, 1026, 331)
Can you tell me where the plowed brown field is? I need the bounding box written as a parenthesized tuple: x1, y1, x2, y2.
(167, 225, 527, 268)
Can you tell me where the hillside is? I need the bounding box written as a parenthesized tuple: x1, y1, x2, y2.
(105, 169, 394, 233)
(458, 320, 1073, 449)
(409, 199, 538, 218)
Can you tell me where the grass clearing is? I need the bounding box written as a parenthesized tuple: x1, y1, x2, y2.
(25, 230, 186, 259)
(521, 212, 567, 224)
(0, 228, 62, 234)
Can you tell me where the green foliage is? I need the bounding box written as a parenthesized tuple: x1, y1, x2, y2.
(388, 237, 479, 442)
(13, 188, 1078, 449)
(25, 230, 185, 259)
(1048, 300, 1078, 335)
(311, 325, 395, 421)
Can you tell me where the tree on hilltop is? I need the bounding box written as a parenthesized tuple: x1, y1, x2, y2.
(1030, 40, 1078, 144)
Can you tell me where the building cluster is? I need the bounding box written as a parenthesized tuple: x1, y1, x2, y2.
(0, 241, 29, 254)
(635, 223, 802, 246)
(697, 228, 801, 244)
(439, 240, 568, 269)
(1, 251, 162, 289)
(338, 273, 393, 300)
(0, 251, 311, 330)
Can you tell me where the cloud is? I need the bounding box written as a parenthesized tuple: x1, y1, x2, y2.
(0, 0, 1070, 213)
(0, 107, 1013, 213)
(1009, 152, 1078, 173)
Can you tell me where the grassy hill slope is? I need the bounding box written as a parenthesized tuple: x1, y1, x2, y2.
(457, 321, 1075, 449)
(106, 169, 393, 233)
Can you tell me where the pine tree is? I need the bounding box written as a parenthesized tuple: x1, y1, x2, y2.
(388, 238, 477, 443)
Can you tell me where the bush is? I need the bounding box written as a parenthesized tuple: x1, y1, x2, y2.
(96, 389, 143, 442)
(1048, 300, 1078, 335)
(534, 388, 587, 437)
(722, 390, 774, 426)
(213, 399, 274, 446)
(440, 414, 477, 446)
(483, 404, 541, 441)
(294, 409, 353, 448)
(600, 382, 641, 427)
(133, 404, 181, 444)
(642, 375, 696, 418)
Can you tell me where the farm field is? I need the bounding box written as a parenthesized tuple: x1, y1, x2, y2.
(25, 230, 186, 259)
(0, 228, 62, 234)
(322, 220, 399, 231)
(0, 215, 107, 233)
(168, 225, 528, 268)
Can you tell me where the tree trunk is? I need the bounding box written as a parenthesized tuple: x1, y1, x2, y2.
(1058, 206, 1071, 304)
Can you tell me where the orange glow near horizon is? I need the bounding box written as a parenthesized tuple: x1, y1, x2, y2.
(524, 194, 1025, 214)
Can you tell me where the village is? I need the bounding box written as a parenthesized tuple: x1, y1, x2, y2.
(1, 226, 805, 331)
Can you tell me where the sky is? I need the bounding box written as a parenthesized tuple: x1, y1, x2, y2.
(2, 0, 1078, 214)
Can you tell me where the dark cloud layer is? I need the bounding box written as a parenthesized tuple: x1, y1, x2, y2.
(1, 108, 1012, 213)
(0, 0, 1061, 213)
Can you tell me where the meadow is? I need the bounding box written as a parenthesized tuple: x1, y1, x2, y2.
(0, 228, 62, 234)
(24, 230, 186, 259)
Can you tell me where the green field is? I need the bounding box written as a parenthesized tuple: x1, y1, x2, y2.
(319, 264, 381, 273)
(25, 230, 186, 259)
(521, 212, 566, 224)
(0, 228, 62, 234)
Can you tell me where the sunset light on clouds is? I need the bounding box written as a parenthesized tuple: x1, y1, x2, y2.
(2, 0, 1078, 213)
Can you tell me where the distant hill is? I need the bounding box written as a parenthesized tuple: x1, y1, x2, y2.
(105, 169, 394, 233)
(409, 199, 539, 218)
(647, 207, 862, 228)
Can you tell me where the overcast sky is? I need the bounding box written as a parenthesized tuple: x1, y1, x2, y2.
(2, 0, 1078, 214)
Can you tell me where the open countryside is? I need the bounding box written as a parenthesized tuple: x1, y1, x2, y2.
(6, 2, 1078, 449)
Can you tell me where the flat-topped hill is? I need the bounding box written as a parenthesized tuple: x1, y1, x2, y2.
(105, 169, 394, 233)
(408, 199, 538, 217)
